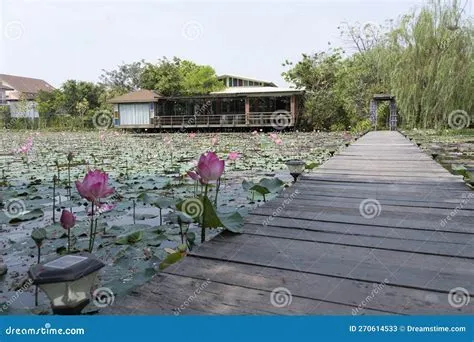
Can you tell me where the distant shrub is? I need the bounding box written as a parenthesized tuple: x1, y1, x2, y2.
(352, 119, 372, 133)
(330, 122, 346, 131)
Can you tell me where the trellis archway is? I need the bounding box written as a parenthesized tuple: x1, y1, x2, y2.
(369, 94, 398, 131)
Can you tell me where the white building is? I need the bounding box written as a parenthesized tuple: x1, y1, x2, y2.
(0, 74, 55, 119)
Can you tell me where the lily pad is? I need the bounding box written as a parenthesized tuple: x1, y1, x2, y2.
(9, 209, 44, 224)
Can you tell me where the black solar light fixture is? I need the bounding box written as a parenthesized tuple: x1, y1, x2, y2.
(285, 159, 306, 183)
(29, 253, 105, 315)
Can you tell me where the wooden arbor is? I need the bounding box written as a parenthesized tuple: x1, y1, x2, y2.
(369, 94, 398, 131)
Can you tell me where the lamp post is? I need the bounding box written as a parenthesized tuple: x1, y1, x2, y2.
(29, 253, 105, 315)
(285, 159, 306, 183)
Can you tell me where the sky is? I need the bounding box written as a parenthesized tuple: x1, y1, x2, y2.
(0, 0, 471, 88)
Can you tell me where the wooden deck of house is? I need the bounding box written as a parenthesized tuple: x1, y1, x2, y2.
(106, 131, 474, 315)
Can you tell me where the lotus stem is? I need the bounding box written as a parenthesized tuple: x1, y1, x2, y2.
(88, 203, 94, 252)
(201, 184, 209, 243)
(35, 245, 41, 306)
(52, 175, 57, 224)
(133, 200, 136, 224)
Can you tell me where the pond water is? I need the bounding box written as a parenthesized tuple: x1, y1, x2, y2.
(0, 130, 349, 314)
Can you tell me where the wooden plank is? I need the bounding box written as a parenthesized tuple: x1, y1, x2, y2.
(191, 233, 474, 293)
(164, 257, 473, 314)
(260, 198, 474, 217)
(251, 207, 474, 233)
(273, 193, 474, 210)
(241, 224, 474, 259)
(244, 215, 473, 244)
(104, 272, 389, 315)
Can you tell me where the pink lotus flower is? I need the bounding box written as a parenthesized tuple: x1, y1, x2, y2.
(211, 137, 218, 146)
(99, 133, 105, 141)
(228, 152, 240, 161)
(252, 130, 258, 135)
(75, 170, 115, 203)
(15, 137, 33, 154)
(269, 133, 278, 140)
(164, 136, 172, 145)
(187, 151, 225, 184)
(60, 210, 76, 230)
(189, 133, 196, 138)
(274, 138, 283, 145)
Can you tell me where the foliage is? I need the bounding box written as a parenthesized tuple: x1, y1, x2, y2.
(140, 57, 225, 96)
(36, 80, 107, 128)
(351, 119, 372, 133)
(283, 0, 473, 130)
(100, 60, 146, 94)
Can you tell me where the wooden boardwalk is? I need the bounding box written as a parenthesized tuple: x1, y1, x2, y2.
(107, 131, 474, 315)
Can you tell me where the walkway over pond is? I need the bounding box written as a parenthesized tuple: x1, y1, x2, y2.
(107, 131, 474, 315)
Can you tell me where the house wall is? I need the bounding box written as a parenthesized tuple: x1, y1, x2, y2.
(118, 103, 153, 126)
(0, 89, 6, 104)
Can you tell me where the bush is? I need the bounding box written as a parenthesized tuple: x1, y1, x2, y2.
(351, 119, 372, 133)
(330, 122, 346, 131)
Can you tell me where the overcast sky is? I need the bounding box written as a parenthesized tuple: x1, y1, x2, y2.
(0, 0, 471, 88)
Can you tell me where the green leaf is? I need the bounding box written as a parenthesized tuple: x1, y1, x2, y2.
(115, 231, 144, 245)
(305, 162, 319, 170)
(138, 192, 175, 208)
(9, 209, 44, 224)
(249, 184, 270, 195)
(259, 178, 285, 192)
(56, 246, 67, 255)
(218, 211, 244, 233)
(201, 196, 244, 233)
(159, 251, 185, 270)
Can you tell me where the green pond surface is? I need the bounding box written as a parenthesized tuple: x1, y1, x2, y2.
(0, 130, 349, 314)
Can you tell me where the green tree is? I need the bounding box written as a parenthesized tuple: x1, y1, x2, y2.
(100, 60, 145, 95)
(179, 60, 225, 95)
(386, 0, 473, 128)
(140, 57, 224, 96)
(140, 57, 183, 96)
(282, 49, 349, 130)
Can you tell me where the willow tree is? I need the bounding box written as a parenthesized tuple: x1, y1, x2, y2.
(386, 0, 473, 128)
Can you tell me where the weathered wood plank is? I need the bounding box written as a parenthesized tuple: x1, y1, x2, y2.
(164, 257, 473, 314)
(241, 224, 474, 259)
(244, 215, 473, 244)
(191, 233, 474, 293)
